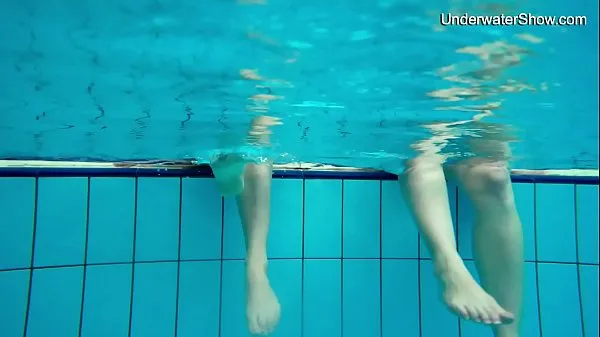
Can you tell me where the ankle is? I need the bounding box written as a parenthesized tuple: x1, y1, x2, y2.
(433, 251, 462, 266)
(246, 258, 267, 281)
(433, 253, 465, 276)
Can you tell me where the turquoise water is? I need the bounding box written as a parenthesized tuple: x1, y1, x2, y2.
(0, 1, 598, 337)
(0, 176, 598, 337)
(0, 0, 598, 169)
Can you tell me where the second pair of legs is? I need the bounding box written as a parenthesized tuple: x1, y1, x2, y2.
(401, 156, 523, 337)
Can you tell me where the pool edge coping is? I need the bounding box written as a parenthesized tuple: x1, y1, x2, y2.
(0, 160, 598, 184)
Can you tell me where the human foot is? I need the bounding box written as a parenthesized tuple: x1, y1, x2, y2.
(210, 154, 247, 196)
(246, 268, 281, 335)
(435, 256, 514, 325)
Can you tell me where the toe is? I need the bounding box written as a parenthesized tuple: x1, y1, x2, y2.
(489, 300, 514, 324)
(248, 318, 261, 335)
(256, 315, 270, 334)
(499, 310, 515, 324)
(450, 302, 470, 320)
(261, 317, 274, 334)
(465, 306, 480, 322)
(473, 306, 490, 324)
(480, 308, 494, 325)
(487, 306, 503, 325)
(267, 309, 281, 332)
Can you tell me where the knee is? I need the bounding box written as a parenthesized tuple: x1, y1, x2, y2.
(245, 163, 272, 180)
(461, 162, 513, 201)
(402, 157, 445, 183)
(475, 162, 510, 186)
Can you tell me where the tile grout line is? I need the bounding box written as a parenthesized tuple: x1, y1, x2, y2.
(340, 179, 344, 337)
(573, 184, 586, 337)
(127, 177, 139, 337)
(173, 177, 183, 337)
(378, 180, 384, 337)
(77, 177, 91, 337)
(0, 258, 595, 274)
(217, 196, 225, 337)
(21, 176, 39, 337)
(455, 186, 462, 337)
(417, 233, 422, 337)
(533, 183, 543, 337)
(300, 178, 306, 337)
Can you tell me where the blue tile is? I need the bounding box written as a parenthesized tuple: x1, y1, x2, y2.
(87, 178, 135, 264)
(80, 264, 132, 337)
(130, 262, 178, 337)
(420, 260, 459, 337)
(343, 180, 380, 258)
(135, 178, 180, 262)
(304, 180, 342, 258)
(34, 178, 87, 267)
(177, 261, 221, 337)
(342, 259, 381, 337)
(268, 259, 302, 337)
(514, 184, 536, 261)
(538, 263, 583, 337)
(0, 178, 34, 270)
(268, 180, 303, 258)
(457, 189, 475, 259)
(180, 178, 222, 260)
(536, 184, 577, 263)
(220, 260, 249, 337)
(381, 181, 419, 258)
(576, 185, 599, 264)
(26, 267, 84, 337)
(303, 260, 341, 337)
(460, 261, 493, 337)
(381, 259, 419, 337)
(0, 270, 29, 337)
(579, 265, 598, 337)
(222, 197, 244, 259)
(420, 184, 458, 259)
(521, 262, 541, 337)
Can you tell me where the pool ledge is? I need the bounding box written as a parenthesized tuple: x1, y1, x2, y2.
(0, 160, 598, 185)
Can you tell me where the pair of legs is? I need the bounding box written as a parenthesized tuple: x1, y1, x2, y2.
(400, 154, 523, 337)
(210, 116, 281, 335)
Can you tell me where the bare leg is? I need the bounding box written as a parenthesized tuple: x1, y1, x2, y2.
(400, 157, 513, 324)
(237, 163, 280, 335)
(451, 160, 523, 337)
(209, 115, 281, 334)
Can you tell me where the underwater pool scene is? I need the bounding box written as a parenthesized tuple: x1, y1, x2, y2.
(0, 1, 598, 337)
(0, 0, 598, 169)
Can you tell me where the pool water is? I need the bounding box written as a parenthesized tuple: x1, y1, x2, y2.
(0, 0, 597, 169)
(0, 1, 598, 337)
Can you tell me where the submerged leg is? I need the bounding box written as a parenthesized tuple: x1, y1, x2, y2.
(210, 115, 281, 335)
(237, 163, 280, 335)
(452, 160, 523, 337)
(399, 157, 513, 324)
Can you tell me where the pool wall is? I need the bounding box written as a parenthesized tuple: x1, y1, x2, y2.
(0, 170, 598, 337)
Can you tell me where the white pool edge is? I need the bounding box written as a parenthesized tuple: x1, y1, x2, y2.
(0, 160, 598, 177)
